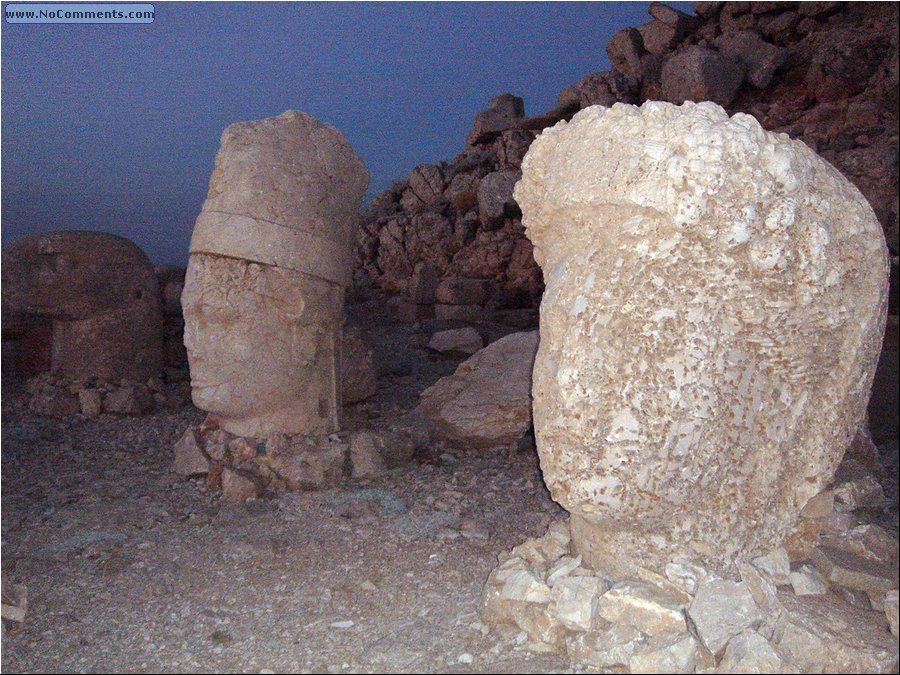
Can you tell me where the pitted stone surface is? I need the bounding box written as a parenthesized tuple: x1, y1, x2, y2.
(515, 101, 889, 576)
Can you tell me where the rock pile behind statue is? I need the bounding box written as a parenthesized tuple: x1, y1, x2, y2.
(1, 230, 163, 382)
(515, 101, 889, 577)
(182, 110, 368, 438)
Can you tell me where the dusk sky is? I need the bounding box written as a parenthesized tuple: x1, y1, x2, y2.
(2, 1, 694, 265)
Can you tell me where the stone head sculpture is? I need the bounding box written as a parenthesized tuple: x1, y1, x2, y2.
(182, 110, 368, 438)
(1, 230, 163, 381)
(515, 102, 889, 576)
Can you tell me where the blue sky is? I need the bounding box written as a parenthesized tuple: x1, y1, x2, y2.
(2, 1, 693, 265)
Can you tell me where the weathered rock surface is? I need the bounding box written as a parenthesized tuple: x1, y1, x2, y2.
(772, 590, 898, 673)
(516, 101, 889, 576)
(415, 331, 538, 447)
(689, 579, 763, 655)
(2, 231, 164, 384)
(183, 110, 368, 437)
(427, 327, 484, 356)
(341, 327, 378, 405)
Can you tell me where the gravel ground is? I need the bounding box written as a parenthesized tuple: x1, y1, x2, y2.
(1, 315, 574, 674)
(2, 310, 896, 673)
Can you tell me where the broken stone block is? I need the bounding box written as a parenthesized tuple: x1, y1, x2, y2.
(416, 331, 538, 447)
(717, 629, 798, 674)
(833, 474, 885, 512)
(263, 438, 347, 490)
(790, 565, 830, 596)
(885, 590, 898, 637)
(738, 562, 784, 640)
(515, 101, 889, 577)
(773, 590, 898, 673)
(220, 467, 258, 502)
(689, 579, 763, 655)
(629, 631, 700, 674)
(173, 427, 210, 477)
(549, 575, 605, 632)
(715, 30, 788, 88)
(482, 556, 565, 650)
(661, 46, 746, 105)
(103, 385, 154, 416)
(606, 27, 645, 80)
(2, 231, 164, 383)
(753, 547, 792, 585)
(596, 579, 687, 636)
(467, 93, 526, 146)
(810, 546, 898, 595)
(349, 431, 388, 479)
(800, 489, 835, 519)
(77, 388, 102, 418)
(541, 520, 571, 562)
(665, 560, 709, 595)
(565, 622, 644, 669)
(427, 328, 484, 356)
(477, 169, 521, 230)
(407, 262, 441, 304)
(545, 555, 583, 587)
(434, 278, 491, 307)
(819, 524, 899, 564)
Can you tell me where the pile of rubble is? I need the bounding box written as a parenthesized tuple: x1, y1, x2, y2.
(172, 422, 417, 502)
(24, 372, 189, 419)
(483, 476, 898, 673)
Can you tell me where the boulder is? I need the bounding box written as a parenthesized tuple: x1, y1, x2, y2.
(515, 101, 889, 576)
(715, 30, 788, 89)
(606, 27, 646, 81)
(467, 93, 526, 146)
(427, 327, 484, 356)
(661, 46, 745, 106)
(477, 170, 522, 229)
(416, 330, 538, 447)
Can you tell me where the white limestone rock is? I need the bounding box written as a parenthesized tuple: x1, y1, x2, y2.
(688, 579, 763, 655)
(515, 101, 890, 577)
(772, 590, 898, 673)
(596, 579, 687, 636)
(716, 629, 798, 674)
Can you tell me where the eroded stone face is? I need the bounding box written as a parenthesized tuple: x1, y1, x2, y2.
(182, 254, 343, 437)
(515, 101, 889, 576)
(184, 110, 368, 437)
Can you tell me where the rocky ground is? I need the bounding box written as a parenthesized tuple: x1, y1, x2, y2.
(1, 312, 583, 674)
(3, 309, 898, 674)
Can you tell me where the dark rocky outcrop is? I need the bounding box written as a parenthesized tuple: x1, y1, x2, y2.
(355, 1, 898, 328)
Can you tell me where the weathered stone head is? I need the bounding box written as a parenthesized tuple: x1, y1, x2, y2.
(182, 110, 368, 438)
(515, 101, 889, 576)
(1, 230, 163, 381)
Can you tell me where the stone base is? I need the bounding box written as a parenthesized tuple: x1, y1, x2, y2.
(482, 491, 899, 673)
(173, 421, 416, 502)
(23, 371, 189, 418)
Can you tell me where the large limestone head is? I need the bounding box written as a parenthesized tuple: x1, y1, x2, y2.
(1, 230, 163, 381)
(516, 101, 889, 576)
(182, 110, 368, 437)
